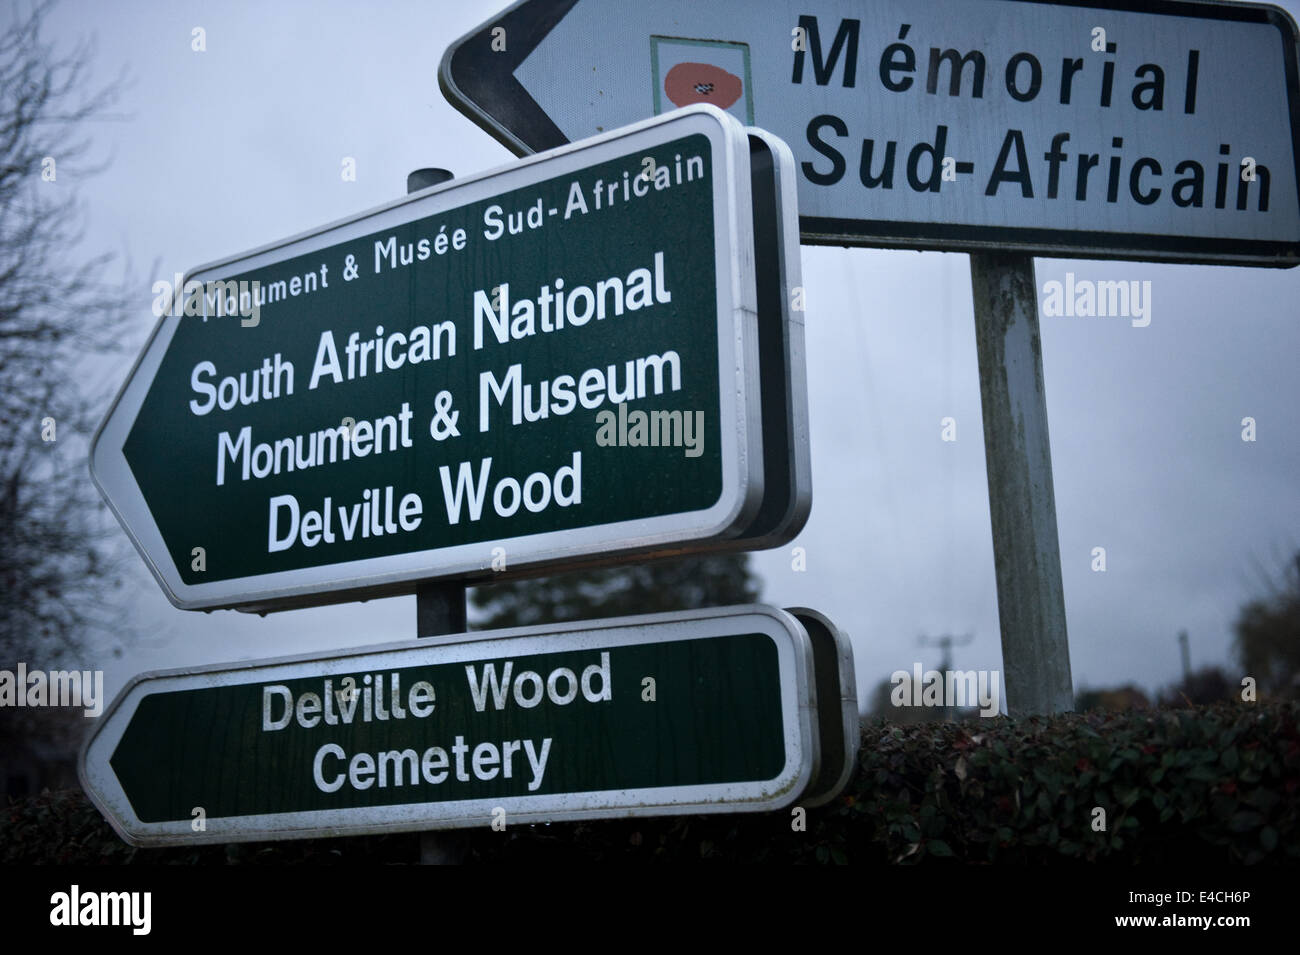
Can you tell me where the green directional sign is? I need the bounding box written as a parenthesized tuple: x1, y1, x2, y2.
(79, 606, 818, 846)
(91, 106, 778, 611)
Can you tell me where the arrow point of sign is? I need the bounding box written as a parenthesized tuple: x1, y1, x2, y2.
(440, 0, 580, 155)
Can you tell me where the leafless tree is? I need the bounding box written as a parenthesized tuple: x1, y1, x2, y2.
(0, 0, 139, 672)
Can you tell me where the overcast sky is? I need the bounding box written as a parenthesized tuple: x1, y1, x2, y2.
(34, 0, 1300, 711)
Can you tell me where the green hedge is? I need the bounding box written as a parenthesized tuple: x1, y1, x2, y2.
(3, 700, 1295, 863)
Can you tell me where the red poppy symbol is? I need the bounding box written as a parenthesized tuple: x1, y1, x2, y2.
(664, 62, 743, 110)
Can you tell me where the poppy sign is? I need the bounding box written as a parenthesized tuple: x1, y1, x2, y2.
(652, 38, 753, 123)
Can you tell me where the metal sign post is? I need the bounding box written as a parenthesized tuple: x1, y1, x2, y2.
(407, 165, 471, 862)
(970, 253, 1073, 716)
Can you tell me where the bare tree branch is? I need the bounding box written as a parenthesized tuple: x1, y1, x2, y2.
(0, 0, 141, 668)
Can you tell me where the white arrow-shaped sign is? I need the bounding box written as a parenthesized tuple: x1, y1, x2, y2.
(441, 0, 1300, 265)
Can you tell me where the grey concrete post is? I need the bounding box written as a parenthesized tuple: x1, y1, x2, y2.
(969, 252, 1074, 716)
